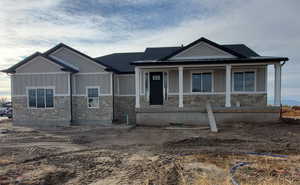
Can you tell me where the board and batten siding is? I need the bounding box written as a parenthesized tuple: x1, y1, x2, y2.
(50, 47, 106, 73)
(73, 73, 112, 95)
(15, 56, 62, 73)
(12, 73, 69, 96)
(171, 42, 235, 59)
(117, 74, 135, 95)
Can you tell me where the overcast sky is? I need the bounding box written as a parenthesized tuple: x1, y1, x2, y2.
(1, 0, 299, 102)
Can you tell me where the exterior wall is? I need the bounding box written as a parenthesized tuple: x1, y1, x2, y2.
(15, 56, 62, 73)
(117, 74, 135, 95)
(72, 96, 113, 124)
(73, 73, 112, 95)
(171, 42, 235, 59)
(50, 47, 106, 73)
(140, 94, 267, 109)
(12, 96, 71, 127)
(165, 66, 266, 93)
(114, 96, 136, 124)
(12, 73, 69, 96)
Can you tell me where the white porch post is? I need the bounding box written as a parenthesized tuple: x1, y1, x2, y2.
(178, 66, 183, 108)
(225, 64, 231, 107)
(274, 63, 282, 106)
(135, 67, 140, 108)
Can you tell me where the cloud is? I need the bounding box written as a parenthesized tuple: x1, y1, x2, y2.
(0, 0, 299, 102)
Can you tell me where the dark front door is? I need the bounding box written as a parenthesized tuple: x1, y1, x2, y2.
(150, 72, 164, 105)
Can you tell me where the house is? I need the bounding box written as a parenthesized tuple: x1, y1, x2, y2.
(2, 37, 288, 127)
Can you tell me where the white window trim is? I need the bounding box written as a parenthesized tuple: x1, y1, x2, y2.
(26, 86, 55, 109)
(86, 86, 100, 109)
(190, 70, 214, 94)
(232, 69, 257, 93)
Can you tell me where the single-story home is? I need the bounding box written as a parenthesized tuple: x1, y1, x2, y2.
(2, 37, 288, 126)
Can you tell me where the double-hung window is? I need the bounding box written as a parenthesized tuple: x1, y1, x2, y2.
(28, 88, 54, 108)
(192, 72, 213, 92)
(87, 87, 99, 108)
(233, 71, 255, 92)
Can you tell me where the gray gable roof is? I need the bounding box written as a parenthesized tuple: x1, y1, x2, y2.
(222, 44, 260, 57)
(143, 47, 181, 60)
(95, 44, 263, 73)
(95, 52, 144, 74)
(2, 52, 79, 73)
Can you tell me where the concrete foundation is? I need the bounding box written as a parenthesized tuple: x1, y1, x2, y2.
(136, 106, 280, 126)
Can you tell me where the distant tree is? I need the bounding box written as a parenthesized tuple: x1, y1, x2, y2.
(0, 97, 8, 106)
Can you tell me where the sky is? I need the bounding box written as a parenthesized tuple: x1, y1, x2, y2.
(1, 0, 300, 102)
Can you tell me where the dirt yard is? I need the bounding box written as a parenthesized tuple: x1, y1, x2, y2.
(0, 118, 300, 185)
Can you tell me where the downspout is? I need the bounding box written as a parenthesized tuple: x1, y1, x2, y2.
(279, 60, 286, 119)
(70, 72, 74, 124)
(112, 72, 115, 121)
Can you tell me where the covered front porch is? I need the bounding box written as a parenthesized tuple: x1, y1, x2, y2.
(134, 62, 282, 109)
(133, 62, 282, 125)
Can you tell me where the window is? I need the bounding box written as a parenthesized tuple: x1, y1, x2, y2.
(87, 87, 99, 108)
(233, 71, 255, 92)
(28, 88, 54, 108)
(192, 72, 213, 92)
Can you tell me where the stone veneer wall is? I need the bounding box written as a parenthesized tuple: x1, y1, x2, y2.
(231, 94, 267, 106)
(72, 96, 113, 124)
(139, 94, 267, 109)
(114, 96, 136, 124)
(12, 96, 71, 126)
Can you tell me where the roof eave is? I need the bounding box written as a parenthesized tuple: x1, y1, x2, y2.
(132, 57, 289, 66)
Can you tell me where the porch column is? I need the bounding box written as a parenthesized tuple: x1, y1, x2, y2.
(274, 63, 282, 106)
(135, 67, 140, 108)
(225, 64, 231, 107)
(178, 66, 183, 108)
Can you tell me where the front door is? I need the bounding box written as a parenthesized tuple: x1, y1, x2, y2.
(150, 72, 164, 105)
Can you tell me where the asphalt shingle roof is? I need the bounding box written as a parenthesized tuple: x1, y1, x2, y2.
(95, 52, 144, 74)
(95, 44, 264, 73)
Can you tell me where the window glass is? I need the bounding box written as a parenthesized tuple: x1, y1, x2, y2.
(234, 72, 244, 91)
(87, 88, 99, 108)
(28, 89, 36, 107)
(202, 73, 212, 92)
(192, 73, 202, 92)
(46, 89, 54, 107)
(245, 72, 255, 91)
(36, 89, 45, 108)
(88, 88, 99, 97)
